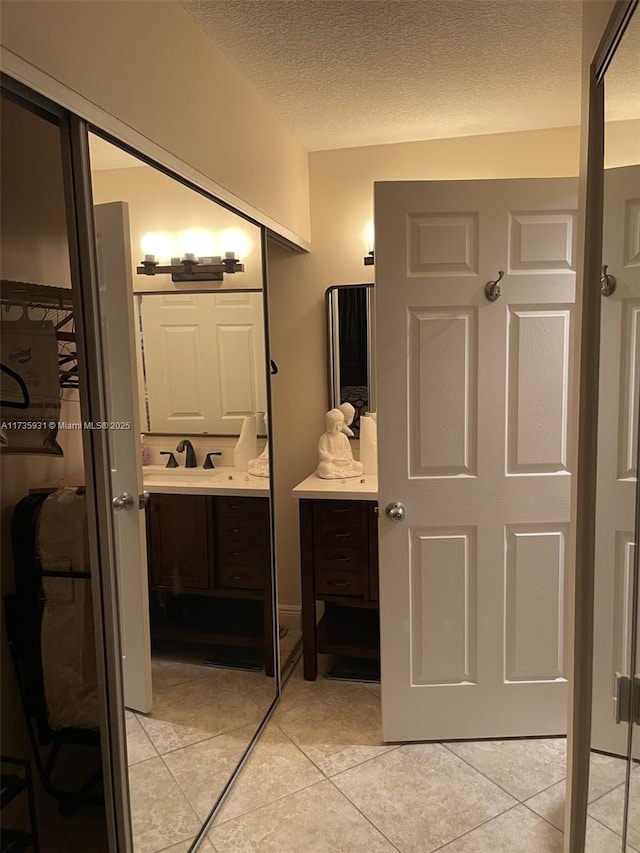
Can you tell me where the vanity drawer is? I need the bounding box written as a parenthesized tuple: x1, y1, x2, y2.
(217, 562, 264, 591)
(314, 520, 365, 547)
(216, 496, 269, 521)
(313, 500, 364, 524)
(314, 546, 366, 574)
(218, 540, 270, 567)
(316, 569, 364, 598)
(216, 516, 268, 542)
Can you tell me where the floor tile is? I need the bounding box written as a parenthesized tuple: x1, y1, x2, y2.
(524, 781, 565, 831)
(588, 753, 631, 802)
(589, 783, 640, 850)
(445, 737, 566, 800)
(275, 677, 395, 776)
(436, 804, 563, 852)
(213, 722, 324, 825)
(138, 673, 264, 754)
(128, 757, 202, 853)
(137, 714, 220, 755)
(157, 838, 215, 852)
(126, 710, 157, 766)
(332, 742, 516, 853)
(526, 752, 630, 832)
(584, 817, 624, 852)
(208, 779, 396, 852)
(152, 658, 215, 691)
(162, 726, 255, 821)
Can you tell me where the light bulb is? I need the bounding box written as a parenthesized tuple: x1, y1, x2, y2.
(364, 219, 374, 253)
(219, 227, 250, 259)
(140, 232, 175, 262)
(178, 229, 217, 259)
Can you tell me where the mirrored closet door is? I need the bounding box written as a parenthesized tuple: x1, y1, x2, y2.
(86, 132, 278, 852)
(587, 4, 640, 848)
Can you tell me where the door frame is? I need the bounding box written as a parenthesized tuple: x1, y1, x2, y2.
(568, 2, 639, 850)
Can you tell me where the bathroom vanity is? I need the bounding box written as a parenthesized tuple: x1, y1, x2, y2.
(143, 466, 274, 676)
(293, 473, 379, 680)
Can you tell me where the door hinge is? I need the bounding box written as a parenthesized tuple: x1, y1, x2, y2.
(614, 673, 640, 725)
(634, 676, 640, 726)
(615, 673, 631, 724)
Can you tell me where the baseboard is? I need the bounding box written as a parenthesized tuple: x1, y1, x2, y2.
(278, 605, 301, 632)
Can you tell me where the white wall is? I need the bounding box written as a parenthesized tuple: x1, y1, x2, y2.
(0, 0, 310, 242)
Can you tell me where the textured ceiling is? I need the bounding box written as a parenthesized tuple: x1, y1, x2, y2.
(182, 0, 584, 150)
(605, 9, 640, 122)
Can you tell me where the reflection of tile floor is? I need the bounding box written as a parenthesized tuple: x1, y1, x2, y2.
(126, 647, 277, 852)
(128, 653, 638, 852)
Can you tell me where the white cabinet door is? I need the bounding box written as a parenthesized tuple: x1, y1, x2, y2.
(375, 178, 577, 741)
(591, 165, 640, 756)
(141, 291, 267, 435)
(95, 202, 152, 713)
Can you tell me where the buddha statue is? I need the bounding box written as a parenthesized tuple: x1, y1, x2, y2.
(317, 408, 364, 479)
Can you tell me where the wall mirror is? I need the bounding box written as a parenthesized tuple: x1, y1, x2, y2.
(588, 4, 639, 849)
(326, 283, 375, 437)
(88, 132, 277, 853)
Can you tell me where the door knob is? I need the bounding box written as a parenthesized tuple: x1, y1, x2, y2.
(385, 501, 406, 522)
(112, 492, 134, 511)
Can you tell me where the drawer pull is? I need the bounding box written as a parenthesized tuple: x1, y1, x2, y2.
(228, 504, 241, 510)
(331, 508, 350, 514)
(230, 551, 244, 557)
(327, 579, 351, 587)
(230, 528, 242, 534)
(334, 532, 351, 538)
(334, 556, 352, 562)
(230, 573, 252, 580)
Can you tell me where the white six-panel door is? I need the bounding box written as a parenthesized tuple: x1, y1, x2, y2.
(375, 178, 578, 742)
(141, 291, 267, 435)
(591, 165, 640, 756)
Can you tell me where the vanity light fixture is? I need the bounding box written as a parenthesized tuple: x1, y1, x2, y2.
(137, 253, 244, 282)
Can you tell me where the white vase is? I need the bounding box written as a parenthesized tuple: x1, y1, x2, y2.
(359, 414, 378, 474)
(234, 415, 257, 471)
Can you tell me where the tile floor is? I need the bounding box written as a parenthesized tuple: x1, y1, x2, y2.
(127, 654, 637, 853)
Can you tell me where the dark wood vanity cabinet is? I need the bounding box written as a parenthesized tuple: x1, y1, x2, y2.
(146, 492, 273, 675)
(299, 498, 379, 680)
(146, 493, 212, 591)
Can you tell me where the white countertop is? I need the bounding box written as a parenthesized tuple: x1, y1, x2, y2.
(143, 464, 270, 497)
(292, 472, 378, 501)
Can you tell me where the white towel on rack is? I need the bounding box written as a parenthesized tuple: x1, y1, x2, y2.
(0, 318, 62, 455)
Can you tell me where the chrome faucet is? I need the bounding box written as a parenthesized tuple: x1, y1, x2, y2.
(176, 439, 197, 468)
